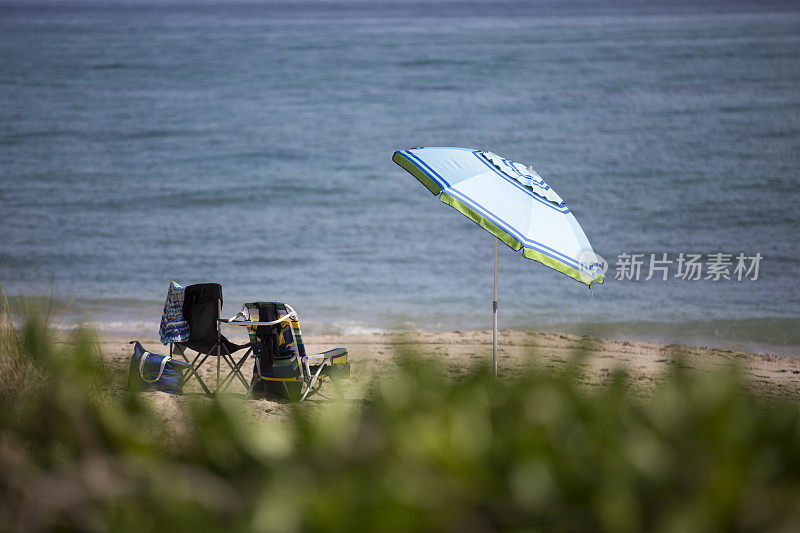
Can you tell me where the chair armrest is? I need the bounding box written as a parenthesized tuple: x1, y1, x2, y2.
(304, 347, 347, 362)
(219, 314, 294, 326)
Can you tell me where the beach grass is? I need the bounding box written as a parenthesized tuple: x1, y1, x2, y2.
(1, 307, 800, 531)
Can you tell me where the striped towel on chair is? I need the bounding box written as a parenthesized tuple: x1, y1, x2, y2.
(159, 281, 190, 344)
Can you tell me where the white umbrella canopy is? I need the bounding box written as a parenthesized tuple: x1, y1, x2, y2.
(392, 147, 604, 375)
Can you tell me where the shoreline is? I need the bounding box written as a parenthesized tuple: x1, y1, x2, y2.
(93, 329, 800, 419)
(10, 295, 798, 357)
(40, 312, 800, 357)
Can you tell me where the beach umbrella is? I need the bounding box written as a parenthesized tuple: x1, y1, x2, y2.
(392, 147, 604, 376)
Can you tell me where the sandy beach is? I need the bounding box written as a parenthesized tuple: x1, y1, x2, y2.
(96, 329, 800, 423)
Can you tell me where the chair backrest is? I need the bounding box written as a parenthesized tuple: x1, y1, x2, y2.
(183, 283, 223, 343)
(245, 302, 308, 380)
(244, 302, 306, 356)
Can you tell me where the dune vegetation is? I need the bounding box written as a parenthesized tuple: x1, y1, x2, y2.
(1, 305, 800, 532)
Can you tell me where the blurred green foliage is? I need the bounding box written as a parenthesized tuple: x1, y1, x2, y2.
(1, 316, 800, 532)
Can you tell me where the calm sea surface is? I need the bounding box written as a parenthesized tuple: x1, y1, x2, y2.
(1, 1, 799, 353)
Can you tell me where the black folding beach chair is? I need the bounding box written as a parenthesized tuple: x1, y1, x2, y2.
(169, 283, 251, 395)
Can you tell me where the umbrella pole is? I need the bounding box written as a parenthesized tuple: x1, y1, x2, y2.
(493, 237, 498, 378)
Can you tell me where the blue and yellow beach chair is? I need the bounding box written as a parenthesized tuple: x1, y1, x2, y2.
(239, 302, 349, 401)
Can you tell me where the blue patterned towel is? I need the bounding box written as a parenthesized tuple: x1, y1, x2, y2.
(159, 281, 190, 344)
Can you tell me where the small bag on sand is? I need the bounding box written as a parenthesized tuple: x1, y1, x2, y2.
(127, 341, 191, 394)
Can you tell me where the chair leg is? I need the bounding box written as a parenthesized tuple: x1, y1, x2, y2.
(174, 342, 251, 396)
(300, 363, 326, 401)
(219, 344, 251, 390)
(216, 344, 221, 392)
(218, 359, 249, 392)
(190, 358, 213, 395)
(174, 345, 213, 396)
(218, 348, 253, 393)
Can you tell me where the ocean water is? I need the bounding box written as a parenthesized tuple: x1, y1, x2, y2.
(1, 0, 799, 354)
